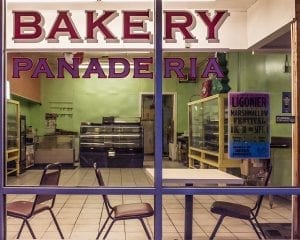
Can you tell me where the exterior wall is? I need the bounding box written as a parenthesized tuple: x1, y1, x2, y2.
(247, 0, 295, 47)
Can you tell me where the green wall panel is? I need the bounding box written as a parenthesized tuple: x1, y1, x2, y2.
(228, 52, 292, 186)
(27, 71, 200, 135)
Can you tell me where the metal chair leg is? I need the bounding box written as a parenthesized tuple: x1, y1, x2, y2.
(16, 219, 26, 239)
(249, 219, 262, 240)
(103, 220, 116, 239)
(253, 217, 266, 239)
(96, 216, 110, 239)
(49, 209, 64, 239)
(209, 215, 224, 240)
(25, 219, 36, 239)
(139, 218, 152, 240)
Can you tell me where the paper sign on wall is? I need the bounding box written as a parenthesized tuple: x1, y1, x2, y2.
(228, 92, 270, 159)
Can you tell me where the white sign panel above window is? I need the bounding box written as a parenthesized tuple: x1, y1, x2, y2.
(6, 4, 247, 50)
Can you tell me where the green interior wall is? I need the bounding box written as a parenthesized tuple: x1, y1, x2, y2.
(228, 52, 292, 186)
(28, 73, 200, 135)
(228, 52, 291, 136)
(163, 79, 201, 133)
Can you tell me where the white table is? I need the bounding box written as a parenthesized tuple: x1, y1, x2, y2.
(145, 168, 243, 240)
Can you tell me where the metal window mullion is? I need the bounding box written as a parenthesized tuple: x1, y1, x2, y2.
(4, 186, 300, 196)
(3, 187, 156, 195)
(161, 187, 300, 195)
(154, 0, 163, 239)
(1, 0, 5, 239)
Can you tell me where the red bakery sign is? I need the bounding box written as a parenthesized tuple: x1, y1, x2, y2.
(13, 10, 229, 43)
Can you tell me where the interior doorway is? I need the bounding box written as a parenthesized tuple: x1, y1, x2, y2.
(140, 93, 176, 158)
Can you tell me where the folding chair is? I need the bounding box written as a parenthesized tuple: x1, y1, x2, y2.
(94, 163, 154, 239)
(7, 163, 64, 239)
(209, 165, 272, 240)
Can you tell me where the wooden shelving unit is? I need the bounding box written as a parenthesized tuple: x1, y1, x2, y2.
(188, 94, 240, 171)
(6, 99, 20, 176)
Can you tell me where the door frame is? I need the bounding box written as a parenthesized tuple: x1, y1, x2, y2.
(139, 92, 177, 159)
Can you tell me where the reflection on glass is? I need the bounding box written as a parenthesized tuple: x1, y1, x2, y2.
(6, 50, 156, 187)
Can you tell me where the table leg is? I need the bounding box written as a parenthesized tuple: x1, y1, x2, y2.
(185, 183, 193, 240)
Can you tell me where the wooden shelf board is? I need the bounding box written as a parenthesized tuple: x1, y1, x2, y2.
(200, 159, 219, 167)
(200, 149, 219, 156)
(189, 154, 219, 168)
(26, 164, 34, 169)
(7, 149, 19, 154)
(7, 156, 18, 162)
(7, 168, 17, 175)
(189, 147, 202, 152)
(189, 154, 202, 161)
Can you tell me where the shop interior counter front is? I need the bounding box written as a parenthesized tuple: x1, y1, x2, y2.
(79, 122, 144, 168)
(35, 135, 75, 165)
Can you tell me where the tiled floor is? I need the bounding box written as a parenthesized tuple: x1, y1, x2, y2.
(6, 159, 291, 240)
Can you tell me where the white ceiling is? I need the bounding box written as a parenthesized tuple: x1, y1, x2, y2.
(7, 0, 259, 11)
(194, 0, 258, 10)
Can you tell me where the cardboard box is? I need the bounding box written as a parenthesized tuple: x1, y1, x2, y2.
(241, 159, 266, 177)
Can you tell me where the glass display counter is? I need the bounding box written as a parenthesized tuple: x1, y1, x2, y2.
(188, 94, 240, 171)
(80, 122, 144, 167)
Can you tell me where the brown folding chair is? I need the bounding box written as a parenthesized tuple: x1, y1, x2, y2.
(209, 165, 272, 240)
(7, 163, 64, 239)
(93, 163, 154, 240)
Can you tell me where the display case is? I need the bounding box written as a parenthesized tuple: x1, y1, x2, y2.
(188, 94, 240, 171)
(79, 122, 144, 167)
(6, 99, 20, 175)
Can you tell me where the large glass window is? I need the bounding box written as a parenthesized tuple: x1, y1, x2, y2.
(1, 0, 299, 239)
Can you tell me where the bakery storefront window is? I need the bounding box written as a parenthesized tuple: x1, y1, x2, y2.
(1, 0, 300, 239)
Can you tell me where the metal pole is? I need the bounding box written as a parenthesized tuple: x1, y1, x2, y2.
(154, 0, 163, 238)
(0, 0, 6, 239)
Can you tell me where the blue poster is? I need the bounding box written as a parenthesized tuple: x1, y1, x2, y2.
(228, 92, 270, 159)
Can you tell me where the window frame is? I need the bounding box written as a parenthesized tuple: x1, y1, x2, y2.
(1, 1, 300, 240)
